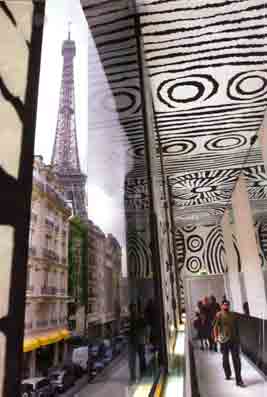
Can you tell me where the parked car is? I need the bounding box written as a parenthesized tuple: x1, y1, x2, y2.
(62, 362, 84, 379)
(49, 369, 75, 393)
(21, 377, 56, 397)
(91, 360, 104, 376)
(71, 346, 91, 373)
(102, 348, 113, 365)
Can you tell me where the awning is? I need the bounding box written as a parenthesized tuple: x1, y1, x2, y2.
(23, 329, 71, 350)
(38, 332, 62, 346)
(60, 329, 70, 340)
(23, 338, 40, 353)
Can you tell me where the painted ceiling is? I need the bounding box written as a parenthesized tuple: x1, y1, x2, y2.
(82, 0, 267, 226)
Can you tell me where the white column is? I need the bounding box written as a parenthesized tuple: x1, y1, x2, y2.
(232, 176, 267, 318)
(221, 211, 243, 313)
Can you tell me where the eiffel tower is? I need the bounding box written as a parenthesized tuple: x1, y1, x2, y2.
(51, 25, 87, 220)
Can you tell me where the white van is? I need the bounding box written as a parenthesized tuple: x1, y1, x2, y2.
(72, 346, 89, 372)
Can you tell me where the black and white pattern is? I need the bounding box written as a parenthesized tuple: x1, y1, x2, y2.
(124, 178, 150, 211)
(127, 231, 151, 279)
(187, 235, 204, 253)
(204, 226, 226, 274)
(175, 227, 186, 270)
(138, 0, 267, 224)
(258, 220, 267, 263)
(186, 256, 202, 273)
(84, 0, 267, 226)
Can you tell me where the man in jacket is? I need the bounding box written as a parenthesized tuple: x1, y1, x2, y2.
(213, 301, 245, 387)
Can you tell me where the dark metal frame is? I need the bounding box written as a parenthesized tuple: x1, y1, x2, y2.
(0, 2, 44, 395)
(132, 6, 168, 369)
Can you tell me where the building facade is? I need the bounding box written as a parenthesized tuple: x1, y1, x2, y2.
(23, 156, 71, 378)
(103, 234, 122, 336)
(68, 216, 88, 336)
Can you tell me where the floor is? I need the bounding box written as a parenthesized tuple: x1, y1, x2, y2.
(195, 347, 267, 396)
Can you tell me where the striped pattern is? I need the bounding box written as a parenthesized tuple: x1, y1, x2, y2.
(83, 0, 267, 227)
(139, 0, 267, 224)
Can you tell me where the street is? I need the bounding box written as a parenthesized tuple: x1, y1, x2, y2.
(61, 350, 130, 397)
(78, 355, 130, 397)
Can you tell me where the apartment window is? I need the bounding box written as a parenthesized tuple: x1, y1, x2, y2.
(43, 269, 48, 287)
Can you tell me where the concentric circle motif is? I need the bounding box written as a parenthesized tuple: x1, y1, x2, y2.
(187, 235, 204, 252)
(204, 135, 247, 152)
(157, 73, 218, 109)
(227, 71, 267, 101)
(162, 139, 196, 156)
(101, 86, 141, 115)
(186, 256, 202, 273)
(127, 144, 145, 159)
(183, 225, 197, 233)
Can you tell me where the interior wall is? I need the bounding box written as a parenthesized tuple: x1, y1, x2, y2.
(176, 224, 228, 308)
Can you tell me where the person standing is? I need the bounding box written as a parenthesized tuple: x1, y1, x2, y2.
(213, 301, 245, 387)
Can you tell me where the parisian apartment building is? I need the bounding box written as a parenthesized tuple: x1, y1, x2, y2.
(23, 156, 72, 378)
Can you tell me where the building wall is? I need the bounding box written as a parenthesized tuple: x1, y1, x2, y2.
(23, 157, 71, 377)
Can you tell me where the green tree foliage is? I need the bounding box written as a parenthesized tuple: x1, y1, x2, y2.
(68, 217, 88, 314)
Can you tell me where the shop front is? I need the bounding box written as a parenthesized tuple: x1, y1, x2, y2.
(23, 329, 70, 378)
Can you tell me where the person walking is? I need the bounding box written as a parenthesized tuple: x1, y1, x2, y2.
(197, 300, 209, 349)
(209, 295, 221, 351)
(213, 301, 245, 387)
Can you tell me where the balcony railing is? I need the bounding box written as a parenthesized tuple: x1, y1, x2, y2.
(26, 285, 34, 293)
(59, 318, 67, 325)
(58, 288, 67, 296)
(28, 246, 37, 257)
(42, 248, 59, 263)
(50, 319, 58, 326)
(36, 320, 48, 328)
(41, 286, 57, 296)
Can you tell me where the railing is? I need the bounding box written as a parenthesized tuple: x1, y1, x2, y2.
(50, 319, 58, 326)
(41, 286, 57, 296)
(36, 320, 48, 328)
(26, 285, 34, 293)
(59, 317, 67, 325)
(42, 248, 59, 262)
(62, 257, 67, 265)
(58, 288, 67, 296)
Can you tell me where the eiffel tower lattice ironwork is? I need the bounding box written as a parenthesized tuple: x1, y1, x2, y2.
(51, 26, 87, 220)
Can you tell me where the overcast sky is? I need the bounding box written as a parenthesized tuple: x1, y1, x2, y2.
(35, 0, 130, 275)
